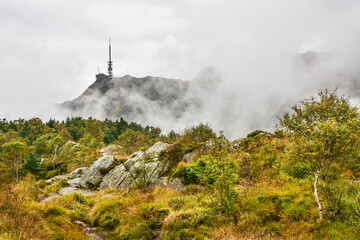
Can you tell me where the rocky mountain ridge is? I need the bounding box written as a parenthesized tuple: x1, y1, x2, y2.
(59, 67, 221, 132)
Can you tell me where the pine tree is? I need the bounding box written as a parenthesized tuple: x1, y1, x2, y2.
(24, 152, 41, 175)
(19, 121, 31, 140)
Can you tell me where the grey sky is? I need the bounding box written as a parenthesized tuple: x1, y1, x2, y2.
(1, 0, 360, 126)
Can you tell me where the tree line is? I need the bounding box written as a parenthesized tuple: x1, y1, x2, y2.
(0, 117, 169, 182)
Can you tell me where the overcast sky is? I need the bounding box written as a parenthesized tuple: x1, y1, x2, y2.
(1, 0, 360, 122)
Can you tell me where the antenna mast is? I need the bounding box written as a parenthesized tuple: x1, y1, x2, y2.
(107, 38, 113, 79)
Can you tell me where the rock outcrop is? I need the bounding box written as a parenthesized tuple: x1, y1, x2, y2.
(43, 142, 184, 194)
(79, 155, 115, 188)
(99, 142, 172, 190)
(41, 142, 185, 204)
(99, 165, 133, 190)
(45, 167, 89, 185)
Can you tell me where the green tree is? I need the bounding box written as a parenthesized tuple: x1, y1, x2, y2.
(28, 118, 44, 139)
(50, 135, 64, 169)
(2, 142, 27, 182)
(280, 89, 359, 131)
(0, 118, 7, 132)
(181, 123, 216, 146)
(85, 118, 104, 144)
(167, 130, 179, 142)
(176, 134, 239, 222)
(117, 129, 151, 154)
(46, 118, 57, 128)
(103, 133, 116, 144)
(202, 135, 238, 222)
(24, 152, 41, 175)
(58, 127, 72, 142)
(68, 124, 84, 141)
(33, 135, 52, 156)
(280, 89, 360, 220)
(79, 133, 99, 148)
(8, 121, 18, 132)
(149, 127, 162, 139)
(0, 133, 8, 148)
(102, 118, 129, 144)
(19, 121, 31, 139)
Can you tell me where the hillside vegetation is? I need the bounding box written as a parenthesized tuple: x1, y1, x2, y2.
(1, 89, 360, 239)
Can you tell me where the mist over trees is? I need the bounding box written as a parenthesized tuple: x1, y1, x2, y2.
(0, 89, 360, 239)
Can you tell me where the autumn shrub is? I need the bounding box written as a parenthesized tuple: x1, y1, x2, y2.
(287, 163, 311, 179)
(168, 196, 189, 210)
(46, 206, 64, 216)
(180, 123, 216, 146)
(159, 143, 185, 172)
(162, 207, 214, 239)
(89, 197, 125, 227)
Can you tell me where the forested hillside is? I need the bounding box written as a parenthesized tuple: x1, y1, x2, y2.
(1, 89, 360, 239)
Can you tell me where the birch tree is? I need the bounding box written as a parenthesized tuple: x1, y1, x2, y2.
(280, 89, 360, 220)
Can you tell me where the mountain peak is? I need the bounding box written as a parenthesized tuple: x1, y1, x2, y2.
(59, 67, 220, 131)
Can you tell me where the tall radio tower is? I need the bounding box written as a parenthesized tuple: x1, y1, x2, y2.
(108, 38, 113, 79)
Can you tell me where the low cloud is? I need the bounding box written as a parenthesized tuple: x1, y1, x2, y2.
(2, 1, 360, 137)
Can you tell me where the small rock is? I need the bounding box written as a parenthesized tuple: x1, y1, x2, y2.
(59, 187, 95, 196)
(40, 193, 61, 203)
(182, 151, 197, 163)
(157, 177, 184, 192)
(67, 167, 89, 179)
(145, 142, 169, 158)
(68, 177, 81, 188)
(44, 175, 67, 185)
(100, 144, 123, 156)
(44, 167, 89, 185)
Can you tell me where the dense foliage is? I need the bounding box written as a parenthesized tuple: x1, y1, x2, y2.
(0, 117, 165, 182)
(1, 89, 360, 239)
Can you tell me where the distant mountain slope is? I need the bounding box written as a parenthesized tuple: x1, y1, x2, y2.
(60, 67, 221, 130)
(62, 74, 188, 114)
(59, 54, 360, 135)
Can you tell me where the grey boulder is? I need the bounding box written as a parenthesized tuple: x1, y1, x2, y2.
(100, 142, 170, 191)
(80, 155, 115, 188)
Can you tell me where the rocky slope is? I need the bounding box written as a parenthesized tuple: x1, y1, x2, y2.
(42, 142, 186, 198)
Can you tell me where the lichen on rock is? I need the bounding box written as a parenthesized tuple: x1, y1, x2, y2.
(80, 155, 115, 188)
